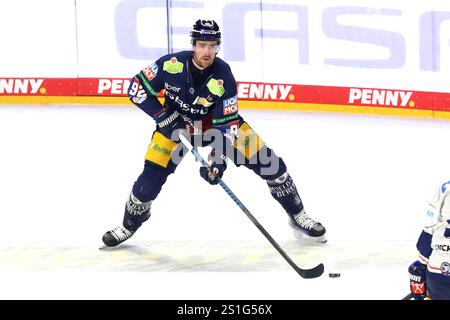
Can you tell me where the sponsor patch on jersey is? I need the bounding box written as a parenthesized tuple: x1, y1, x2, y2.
(433, 244, 450, 252)
(207, 78, 225, 97)
(440, 262, 450, 276)
(212, 113, 239, 125)
(145, 132, 178, 168)
(223, 95, 238, 115)
(163, 57, 184, 74)
(411, 282, 425, 294)
(164, 82, 181, 92)
(215, 119, 240, 135)
(142, 62, 158, 81)
(194, 96, 213, 108)
(136, 73, 158, 95)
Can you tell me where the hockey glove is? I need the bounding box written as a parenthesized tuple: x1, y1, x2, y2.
(154, 108, 186, 139)
(408, 260, 428, 300)
(200, 161, 227, 185)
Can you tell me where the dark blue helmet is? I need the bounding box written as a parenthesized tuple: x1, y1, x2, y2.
(190, 19, 221, 45)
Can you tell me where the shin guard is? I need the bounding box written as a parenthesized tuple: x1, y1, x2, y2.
(267, 172, 303, 216)
(122, 193, 152, 231)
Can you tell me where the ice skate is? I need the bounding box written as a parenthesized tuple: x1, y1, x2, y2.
(102, 226, 135, 247)
(289, 210, 327, 243)
(100, 193, 153, 248)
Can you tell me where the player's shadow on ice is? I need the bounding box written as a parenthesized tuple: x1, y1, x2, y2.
(97, 240, 324, 272)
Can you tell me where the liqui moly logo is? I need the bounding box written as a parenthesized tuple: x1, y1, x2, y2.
(348, 88, 414, 107)
(223, 95, 238, 115)
(238, 83, 292, 100)
(0, 79, 45, 94)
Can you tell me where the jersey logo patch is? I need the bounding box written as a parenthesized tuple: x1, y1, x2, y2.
(194, 96, 213, 108)
(207, 78, 225, 97)
(411, 282, 425, 294)
(223, 95, 238, 115)
(441, 262, 450, 276)
(163, 57, 184, 74)
(142, 62, 158, 81)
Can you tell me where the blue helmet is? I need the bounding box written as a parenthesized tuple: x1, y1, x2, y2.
(190, 19, 221, 45)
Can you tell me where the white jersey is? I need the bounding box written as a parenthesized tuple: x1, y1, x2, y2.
(425, 180, 450, 226)
(418, 180, 450, 276)
(422, 222, 450, 275)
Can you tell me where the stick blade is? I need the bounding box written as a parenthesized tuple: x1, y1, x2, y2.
(297, 263, 324, 279)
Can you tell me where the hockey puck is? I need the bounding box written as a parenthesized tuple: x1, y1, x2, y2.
(328, 273, 341, 278)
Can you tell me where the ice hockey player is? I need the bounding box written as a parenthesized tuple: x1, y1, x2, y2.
(102, 19, 326, 247)
(408, 180, 450, 300)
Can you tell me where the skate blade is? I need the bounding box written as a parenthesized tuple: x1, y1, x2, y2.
(98, 244, 116, 250)
(315, 235, 327, 243)
(293, 230, 327, 243)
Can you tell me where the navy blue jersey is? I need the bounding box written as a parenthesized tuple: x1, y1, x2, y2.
(128, 51, 240, 136)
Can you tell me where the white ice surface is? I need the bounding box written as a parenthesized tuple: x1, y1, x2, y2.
(1, 104, 449, 299)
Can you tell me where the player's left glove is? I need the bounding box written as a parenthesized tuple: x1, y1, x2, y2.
(200, 161, 227, 185)
(154, 108, 186, 139)
(408, 260, 428, 300)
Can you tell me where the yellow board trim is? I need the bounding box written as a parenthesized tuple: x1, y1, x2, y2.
(145, 132, 178, 168)
(0, 96, 445, 119)
(238, 101, 436, 118)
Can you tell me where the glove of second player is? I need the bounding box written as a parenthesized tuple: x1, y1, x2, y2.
(408, 260, 428, 300)
(200, 161, 227, 185)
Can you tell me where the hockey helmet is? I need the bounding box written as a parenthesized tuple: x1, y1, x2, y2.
(190, 19, 221, 45)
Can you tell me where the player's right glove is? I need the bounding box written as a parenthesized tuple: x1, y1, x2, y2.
(200, 161, 227, 185)
(154, 108, 186, 139)
(408, 260, 428, 300)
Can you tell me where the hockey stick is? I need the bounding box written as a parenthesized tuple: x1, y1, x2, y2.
(178, 133, 324, 279)
(401, 293, 413, 300)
